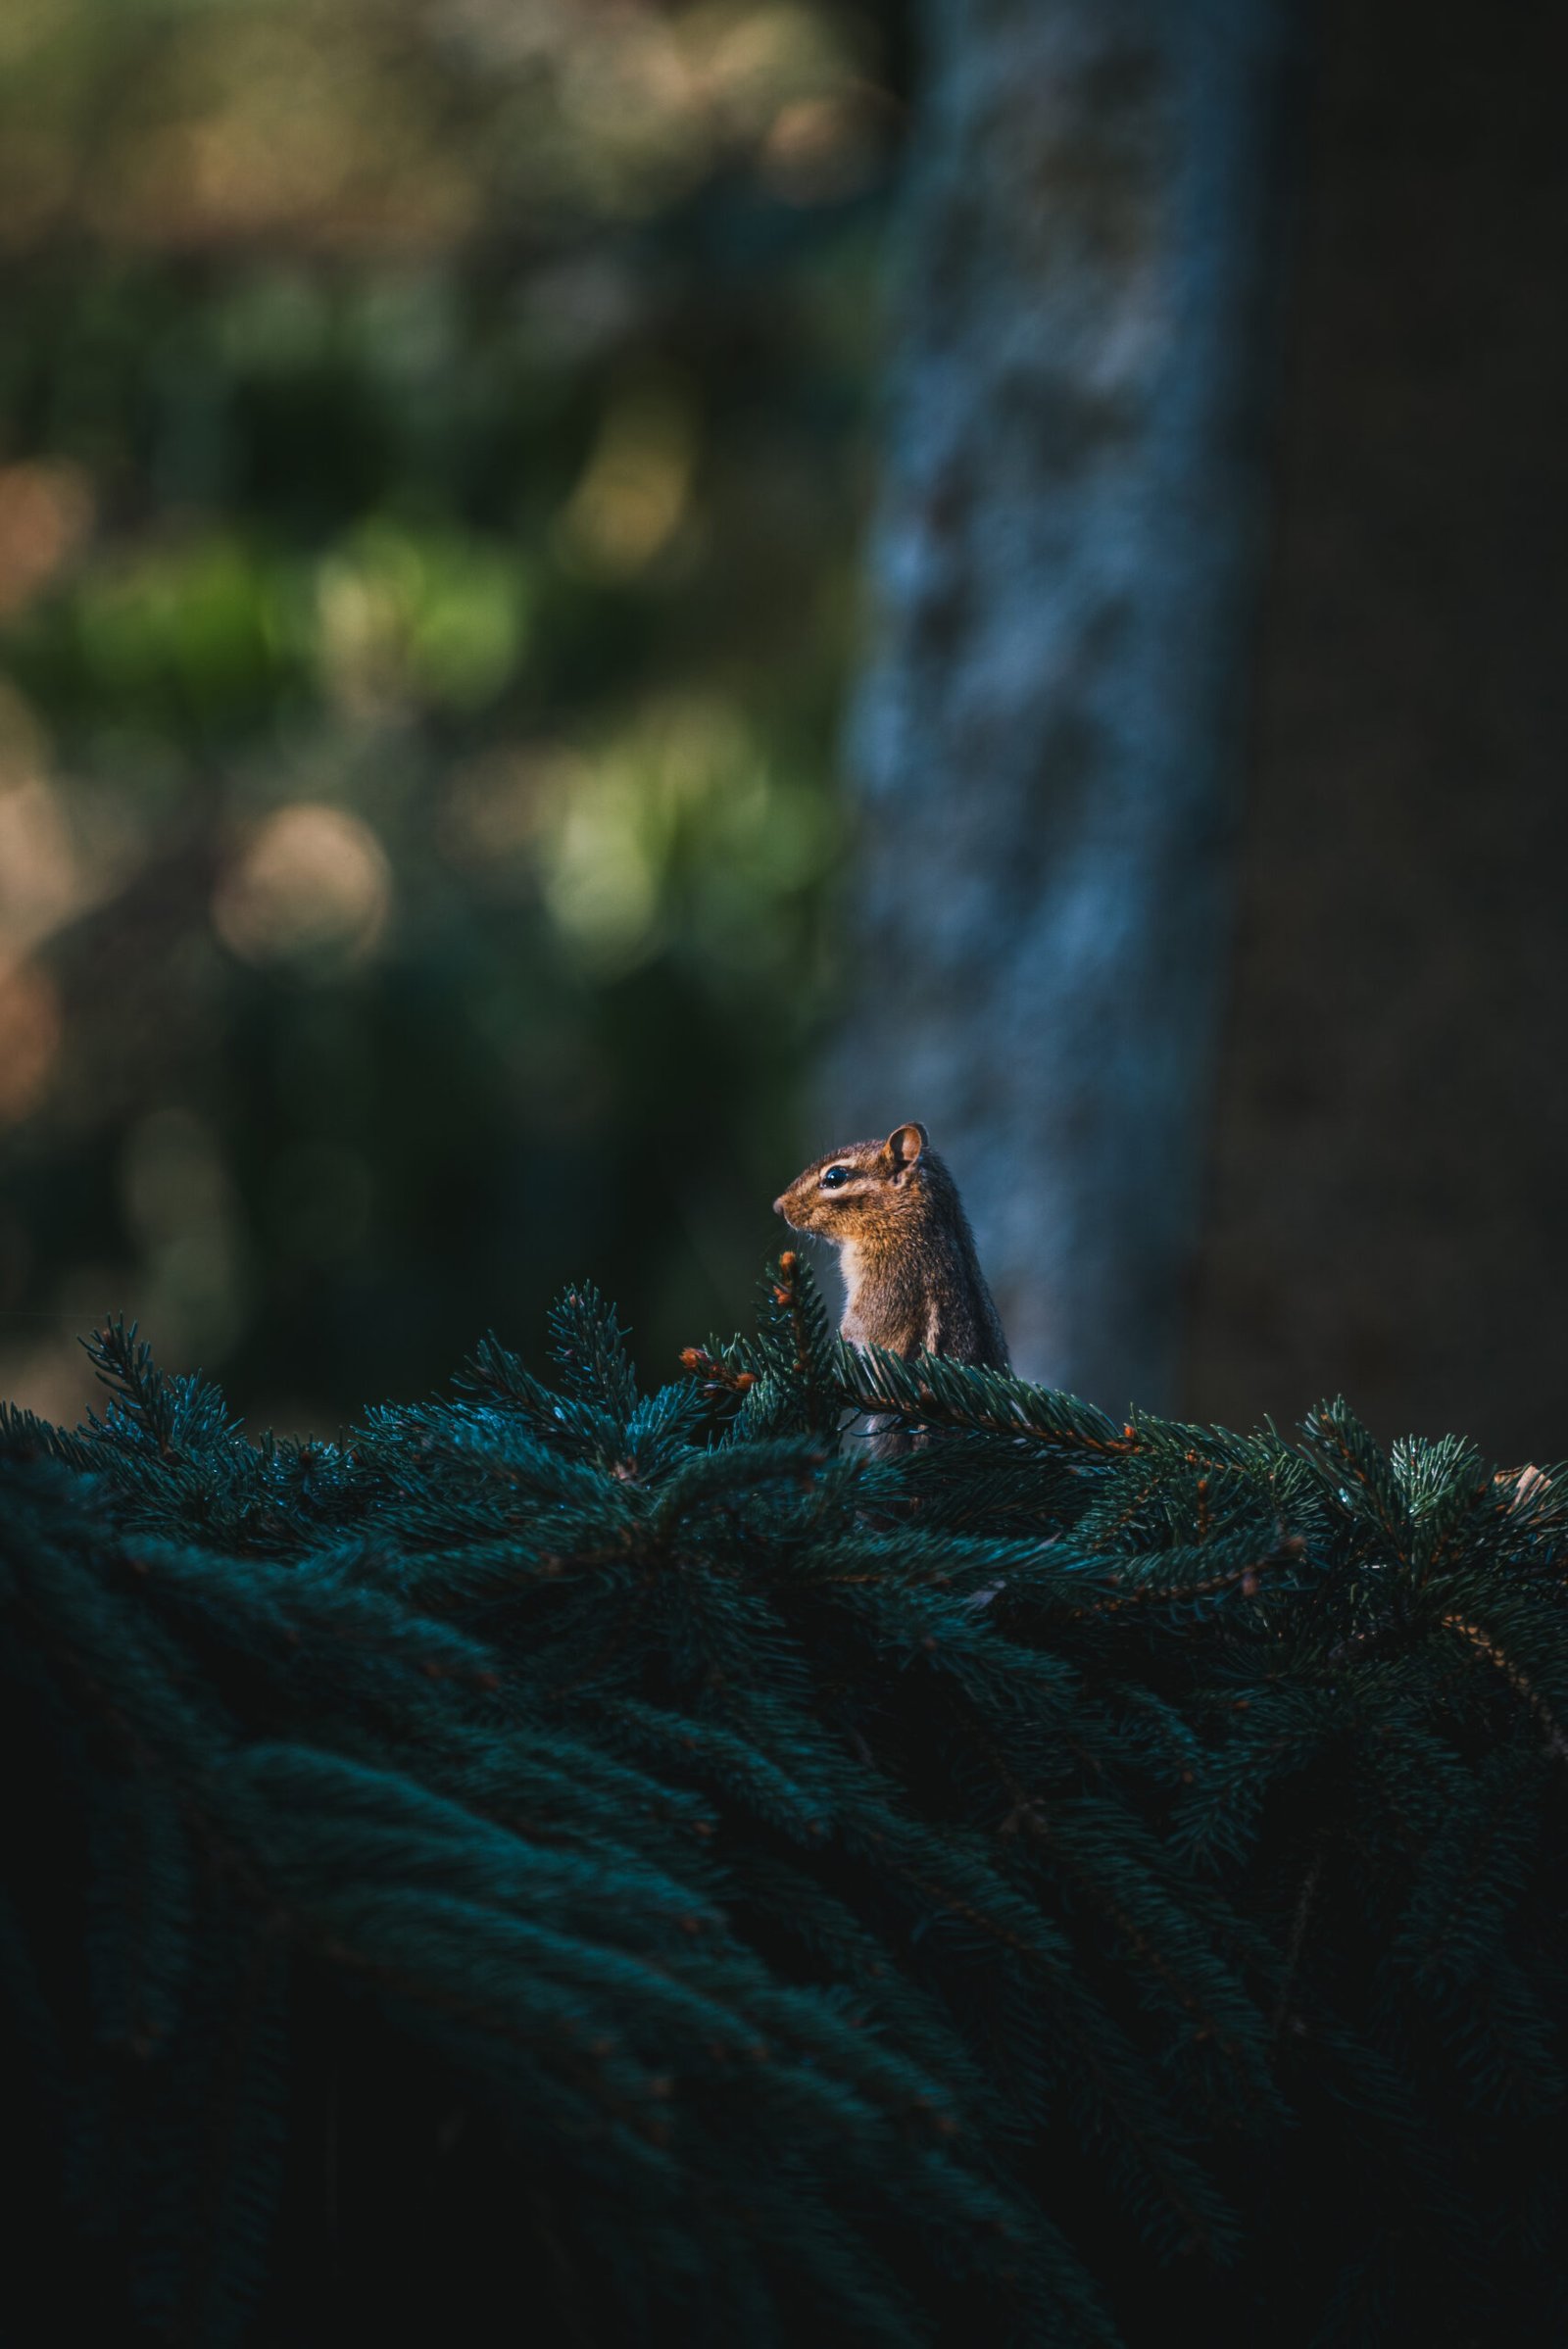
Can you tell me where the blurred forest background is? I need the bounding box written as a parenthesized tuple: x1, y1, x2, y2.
(0, 0, 907, 1430)
(4, 0, 1568, 1456)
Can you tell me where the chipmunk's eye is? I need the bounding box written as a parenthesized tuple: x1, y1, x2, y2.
(819, 1164, 853, 1190)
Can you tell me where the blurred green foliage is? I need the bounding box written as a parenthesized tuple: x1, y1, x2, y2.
(0, 0, 905, 1426)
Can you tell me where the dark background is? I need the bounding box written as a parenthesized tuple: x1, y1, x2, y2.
(3, 0, 1566, 1458)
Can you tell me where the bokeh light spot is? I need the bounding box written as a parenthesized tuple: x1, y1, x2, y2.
(0, 960, 62, 1126)
(314, 524, 528, 713)
(437, 746, 581, 883)
(555, 382, 698, 580)
(0, 771, 78, 967)
(759, 93, 883, 204)
(212, 802, 392, 968)
(542, 780, 662, 969)
(0, 459, 94, 615)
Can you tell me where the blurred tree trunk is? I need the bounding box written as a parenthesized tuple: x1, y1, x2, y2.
(1184, 0, 1568, 1461)
(834, 0, 1298, 1407)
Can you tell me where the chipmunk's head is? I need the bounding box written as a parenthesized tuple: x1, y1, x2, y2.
(772, 1121, 932, 1246)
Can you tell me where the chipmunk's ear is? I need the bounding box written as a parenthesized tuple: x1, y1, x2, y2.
(883, 1121, 928, 1176)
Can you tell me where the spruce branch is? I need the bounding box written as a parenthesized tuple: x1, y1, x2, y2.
(1439, 1612, 1568, 1756)
(9, 1277, 1568, 2342)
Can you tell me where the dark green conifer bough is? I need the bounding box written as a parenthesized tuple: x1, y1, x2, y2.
(3, 1254, 1567, 2345)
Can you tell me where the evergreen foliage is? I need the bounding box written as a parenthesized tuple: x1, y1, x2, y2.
(4, 1254, 1568, 2345)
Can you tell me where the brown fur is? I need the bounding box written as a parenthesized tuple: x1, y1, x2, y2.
(772, 1121, 1009, 1371)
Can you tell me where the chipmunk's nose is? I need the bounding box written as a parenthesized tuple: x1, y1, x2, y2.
(772, 1195, 787, 1218)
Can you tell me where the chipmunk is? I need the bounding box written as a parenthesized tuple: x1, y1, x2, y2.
(773, 1121, 1009, 1370)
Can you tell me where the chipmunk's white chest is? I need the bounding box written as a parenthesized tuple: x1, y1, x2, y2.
(836, 1241, 866, 1337)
